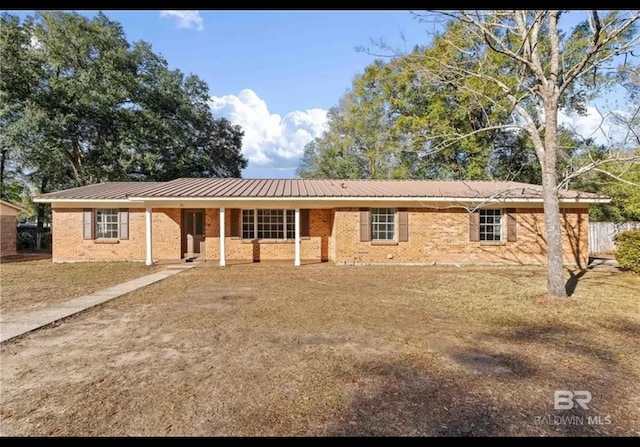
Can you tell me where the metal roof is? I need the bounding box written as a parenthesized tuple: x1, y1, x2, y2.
(35, 182, 164, 200)
(34, 178, 607, 201)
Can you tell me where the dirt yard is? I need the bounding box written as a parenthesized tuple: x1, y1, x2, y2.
(0, 256, 163, 317)
(1, 263, 638, 436)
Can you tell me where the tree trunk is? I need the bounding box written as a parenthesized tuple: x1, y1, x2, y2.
(36, 178, 49, 251)
(541, 171, 566, 298)
(542, 101, 567, 299)
(0, 147, 6, 199)
(36, 203, 45, 251)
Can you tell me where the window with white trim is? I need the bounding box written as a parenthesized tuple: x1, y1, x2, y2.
(371, 208, 395, 241)
(479, 209, 502, 241)
(95, 209, 118, 239)
(285, 209, 295, 239)
(257, 209, 284, 239)
(242, 209, 296, 240)
(242, 209, 255, 239)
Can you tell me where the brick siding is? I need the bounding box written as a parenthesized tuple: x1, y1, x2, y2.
(1, 215, 18, 256)
(52, 206, 589, 266)
(52, 208, 180, 262)
(332, 207, 589, 267)
(204, 208, 334, 262)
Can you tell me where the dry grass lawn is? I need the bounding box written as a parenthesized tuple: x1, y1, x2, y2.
(1, 262, 639, 436)
(0, 255, 164, 318)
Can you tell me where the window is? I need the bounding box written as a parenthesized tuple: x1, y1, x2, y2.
(96, 209, 118, 239)
(257, 209, 284, 239)
(242, 209, 255, 239)
(371, 208, 395, 241)
(480, 209, 502, 241)
(286, 209, 295, 239)
(242, 209, 296, 240)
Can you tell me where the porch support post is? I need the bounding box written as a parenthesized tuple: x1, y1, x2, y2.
(219, 207, 226, 266)
(145, 206, 153, 266)
(294, 207, 301, 266)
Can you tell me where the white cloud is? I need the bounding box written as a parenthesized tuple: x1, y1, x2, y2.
(209, 89, 329, 169)
(159, 10, 204, 31)
(29, 35, 42, 50)
(558, 105, 625, 146)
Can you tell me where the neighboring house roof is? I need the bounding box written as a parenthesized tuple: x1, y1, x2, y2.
(0, 199, 26, 212)
(33, 178, 609, 203)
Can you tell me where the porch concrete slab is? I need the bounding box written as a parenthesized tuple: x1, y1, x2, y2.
(0, 263, 197, 344)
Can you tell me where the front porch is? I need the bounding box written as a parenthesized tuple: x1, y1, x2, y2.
(144, 206, 334, 266)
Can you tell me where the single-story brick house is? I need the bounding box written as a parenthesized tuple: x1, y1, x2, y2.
(0, 199, 26, 257)
(33, 178, 608, 266)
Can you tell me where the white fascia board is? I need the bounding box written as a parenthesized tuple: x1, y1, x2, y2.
(42, 200, 146, 209)
(36, 196, 610, 207)
(127, 196, 610, 204)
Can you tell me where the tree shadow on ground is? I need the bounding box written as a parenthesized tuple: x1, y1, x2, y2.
(324, 361, 522, 436)
(497, 322, 621, 364)
(565, 269, 587, 296)
(323, 355, 618, 437)
(597, 317, 640, 338)
(0, 253, 51, 264)
(324, 313, 636, 437)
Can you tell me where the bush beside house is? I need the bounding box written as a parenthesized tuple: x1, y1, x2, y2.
(17, 223, 51, 252)
(615, 229, 640, 273)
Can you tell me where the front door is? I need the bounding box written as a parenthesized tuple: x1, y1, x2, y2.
(183, 210, 205, 258)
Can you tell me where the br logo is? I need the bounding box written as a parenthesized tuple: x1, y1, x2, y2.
(554, 390, 592, 410)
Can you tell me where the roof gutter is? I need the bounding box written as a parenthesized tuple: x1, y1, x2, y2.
(127, 195, 610, 204)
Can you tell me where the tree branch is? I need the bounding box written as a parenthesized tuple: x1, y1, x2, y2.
(558, 154, 640, 189)
(560, 11, 640, 95)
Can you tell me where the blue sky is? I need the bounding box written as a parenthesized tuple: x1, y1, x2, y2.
(9, 10, 635, 178)
(11, 9, 433, 178)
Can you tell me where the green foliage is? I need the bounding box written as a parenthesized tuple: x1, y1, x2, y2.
(615, 230, 640, 273)
(297, 32, 602, 183)
(0, 181, 25, 204)
(0, 180, 38, 221)
(298, 9, 639, 230)
(572, 155, 640, 222)
(297, 52, 507, 180)
(0, 11, 247, 197)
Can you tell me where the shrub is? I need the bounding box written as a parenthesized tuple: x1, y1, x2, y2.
(16, 228, 51, 251)
(615, 229, 640, 273)
(17, 231, 35, 251)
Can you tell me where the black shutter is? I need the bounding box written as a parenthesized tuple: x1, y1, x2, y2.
(300, 209, 310, 237)
(230, 209, 240, 237)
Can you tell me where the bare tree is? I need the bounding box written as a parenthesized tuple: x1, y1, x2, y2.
(383, 10, 640, 298)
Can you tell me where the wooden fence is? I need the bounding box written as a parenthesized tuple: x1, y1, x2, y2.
(589, 221, 640, 254)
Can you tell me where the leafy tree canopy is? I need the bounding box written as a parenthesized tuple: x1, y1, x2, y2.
(0, 10, 247, 198)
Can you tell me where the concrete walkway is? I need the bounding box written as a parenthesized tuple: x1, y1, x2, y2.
(0, 263, 198, 344)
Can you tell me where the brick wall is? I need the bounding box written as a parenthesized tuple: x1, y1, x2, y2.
(52, 208, 181, 262)
(204, 208, 334, 262)
(152, 208, 181, 260)
(332, 207, 589, 267)
(52, 206, 589, 266)
(1, 215, 18, 256)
